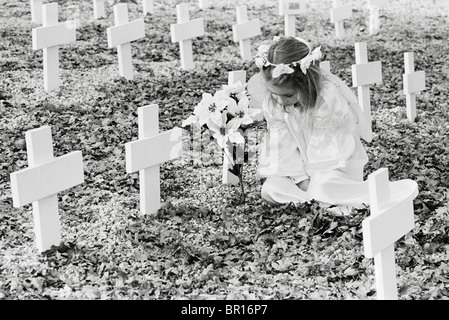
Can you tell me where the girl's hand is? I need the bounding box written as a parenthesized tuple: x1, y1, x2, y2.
(296, 179, 310, 192)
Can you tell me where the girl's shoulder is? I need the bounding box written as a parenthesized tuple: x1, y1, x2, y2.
(315, 75, 352, 119)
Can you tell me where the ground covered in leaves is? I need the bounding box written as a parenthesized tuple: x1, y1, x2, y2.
(1, 0, 449, 300)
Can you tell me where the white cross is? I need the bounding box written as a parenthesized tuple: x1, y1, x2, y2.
(106, 3, 145, 80)
(351, 42, 382, 124)
(170, 3, 205, 70)
(403, 52, 425, 122)
(232, 5, 261, 61)
(222, 71, 247, 185)
(30, 0, 43, 24)
(32, 3, 76, 92)
(142, 0, 154, 15)
(9, 126, 84, 253)
(362, 168, 418, 300)
(279, 0, 306, 37)
(125, 105, 183, 215)
(368, 0, 388, 35)
(199, 0, 210, 10)
(329, 0, 352, 39)
(319, 61, 331, 73)
(93, 0, 106, 20)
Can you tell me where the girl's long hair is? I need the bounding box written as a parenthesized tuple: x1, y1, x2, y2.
(262, 37, 322, 117)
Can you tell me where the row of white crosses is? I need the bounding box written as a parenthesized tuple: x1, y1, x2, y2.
(31, 2, 145, 90)
(30, 0, 194, 22)
(31, 2, 262, 91)
(330, 0, 388, 38)
(351, 42, 425, 124)
(9, 125, 419, 300)
(10, 105, 182, 253)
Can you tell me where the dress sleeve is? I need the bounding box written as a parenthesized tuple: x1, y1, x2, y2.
(258, 98, 307, 178)
(306, 82, 359, 171)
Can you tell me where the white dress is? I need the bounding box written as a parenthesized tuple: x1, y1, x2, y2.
(248, 70, 418, 209)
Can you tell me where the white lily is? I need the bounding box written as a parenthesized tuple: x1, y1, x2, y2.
(227, 96, 262, 128)
(222, 81, 247, 102)
(207, 111, 244, 149)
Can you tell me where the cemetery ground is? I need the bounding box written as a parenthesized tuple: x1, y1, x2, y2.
(0, 0, 449, 300)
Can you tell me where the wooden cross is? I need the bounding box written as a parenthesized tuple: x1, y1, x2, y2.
(362, 168, 418, 300)
(232, 5, 261, 61)
(93, 0, 106, 20)
(222, 71, 247, 185)
(199, 0, 210, 9)
(319, 61, 331, 73)
(10, 126, 84, 253)
(106, 3, 145, 80)
(142, 0, 154, 15)
(125, 105, 183, 215)
(32, 3, 76, 91)
(351, 42, 382, 124)
(368, 0, 388, 35)
(279, 0, 306, 37)
(403, 52, 425, 122)
(329, 0, 352, 39)
(170, 3, 205, 70)
(30, 0, 42, 24)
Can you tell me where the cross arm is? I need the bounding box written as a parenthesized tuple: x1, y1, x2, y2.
(125, 128, 183, 173)
(403, 71, 426, 94)
(352, 61, 382, 87)
(107, 19, 146, 48)
(32, 21, 76, 50)
(362, 181, 418, 258)
(232, 19, 261, 42)
(10, 151, 84, 207)
(170, 18, 205, 43)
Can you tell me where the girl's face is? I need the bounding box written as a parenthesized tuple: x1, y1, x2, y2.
(265, 80, 299, 107)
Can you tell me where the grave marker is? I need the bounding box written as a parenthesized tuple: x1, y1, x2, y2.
(142, 0, 154, 15)
(106, 3, 145, 80)
(362, 168, 418, 299)
(330, 0, 352, 38)
(170, 3, 205, 70)
(351, 42, 382, 123)
(32, 3, 76, 92)
(232, 5, 261, 61)
(403, 52, 425, 122)
(320, 61, 331, 73)
(93, 0, 106, 19)
(199, 0, 210, 9)
(30, 0, 43, 24)
(125, 105, 183, 215)
(223, 71, 247, 185)
(279, 0, 306, 37)
(368, 0, 388, 35)
(10, 126, 84, 253)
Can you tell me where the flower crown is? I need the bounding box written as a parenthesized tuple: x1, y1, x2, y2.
(254, 36, 322, 78)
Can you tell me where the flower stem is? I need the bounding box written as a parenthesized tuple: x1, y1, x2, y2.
(237, 163, 245, 205)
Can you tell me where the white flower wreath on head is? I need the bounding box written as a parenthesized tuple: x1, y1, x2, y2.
(254, 36, 322, 78)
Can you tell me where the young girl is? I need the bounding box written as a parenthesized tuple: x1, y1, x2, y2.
(248, 36, 416, 213)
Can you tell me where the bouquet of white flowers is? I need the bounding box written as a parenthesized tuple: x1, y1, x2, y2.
(181, 81, 263, 204)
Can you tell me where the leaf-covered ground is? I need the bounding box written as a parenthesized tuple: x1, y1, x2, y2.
(1, 0, 449, 300)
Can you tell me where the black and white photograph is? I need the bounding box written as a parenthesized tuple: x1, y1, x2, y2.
(0, 0, 448, 306)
